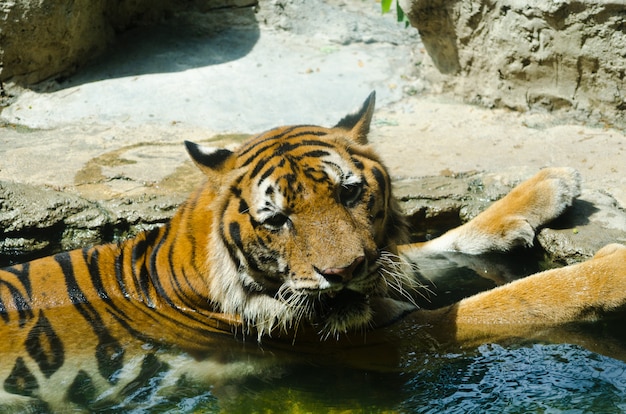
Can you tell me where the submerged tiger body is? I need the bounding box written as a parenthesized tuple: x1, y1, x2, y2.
(1, 92, 626, 411)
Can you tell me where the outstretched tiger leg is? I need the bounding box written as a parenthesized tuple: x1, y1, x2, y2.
(408, 243, 626, 345)
(409, 167, 581, 255)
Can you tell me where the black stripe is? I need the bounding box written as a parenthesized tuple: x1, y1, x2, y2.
(352, 157, 365, 170)
(367, 194, 377, 213)
(239, 126, 329, 156)
(300, 139, 335, 147)
(4, 357, 39, 397)
(148, 224, 171, 301)
(25, 311, 64, 378)
(131, 234, 158, 308)
(239, 126, 300, 153)
(148, 235, 177, 310)
(238, 126, 300, 162)
(120, 353, 169, 400)
(220, 222, 242, 270)
(259, 165, 276, 183)
(281, 130, 328, 140)
(140, 232, 160, 306)
(300, 149, 331, 158)
(0, 278, 34, 327)
(240, 134, 332, 167)
(68, 370, 98, 407)
(3, 263, 32, 298)
(239, 198, 249, 214)
(83, 249, 111, 302)
(228, 221, 244, 251)
(148, 228, 211, 324)
(302, 166, 330, 183)
(55, 253, 125, 383)
(114, 247, 130, 300)
(166, 237, 203, 312)
(186, 218, 209, 278)
(371, 166, 388, 199)
(240, 144, 281, 168)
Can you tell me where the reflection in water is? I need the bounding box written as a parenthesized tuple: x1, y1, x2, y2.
(82, 341, 626, 413)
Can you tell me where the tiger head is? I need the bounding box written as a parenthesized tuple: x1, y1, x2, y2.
(185, 92, 415, 339)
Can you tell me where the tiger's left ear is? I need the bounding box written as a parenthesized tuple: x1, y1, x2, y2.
(334, 91, 376, 145)
(185, 140, 235, 177)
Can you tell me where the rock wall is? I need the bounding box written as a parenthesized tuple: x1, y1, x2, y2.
(0, 0, 256, 85)
(400, 0, 626, 126)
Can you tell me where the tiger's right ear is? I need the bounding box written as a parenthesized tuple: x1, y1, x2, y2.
(185, 141, 235, 176)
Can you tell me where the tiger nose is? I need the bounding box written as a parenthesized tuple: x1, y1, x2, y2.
(321, 256, 365, 284)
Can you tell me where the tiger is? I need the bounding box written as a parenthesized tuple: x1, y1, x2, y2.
(1, 91, 626, 411)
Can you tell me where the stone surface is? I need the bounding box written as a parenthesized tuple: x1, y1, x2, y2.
(400, 0, 626, 128)
(0, 0, 257, 86)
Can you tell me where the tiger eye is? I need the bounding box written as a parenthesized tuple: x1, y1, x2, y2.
(262, 213, 290, 230)
(339, 183, 363, 207)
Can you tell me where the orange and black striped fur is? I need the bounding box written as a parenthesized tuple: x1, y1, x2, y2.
(1, 92, 626, 410)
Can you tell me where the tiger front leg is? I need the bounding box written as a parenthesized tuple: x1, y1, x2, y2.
(409, 243, 626, 345)
(417, 167, 581, 255)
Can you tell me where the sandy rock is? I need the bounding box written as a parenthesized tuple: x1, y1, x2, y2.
(399, 0, 626, 128)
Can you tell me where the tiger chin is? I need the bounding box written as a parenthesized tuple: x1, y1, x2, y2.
(188, 91, 418, 340)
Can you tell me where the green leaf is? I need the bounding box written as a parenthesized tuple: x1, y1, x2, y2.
(396, 1, 410, 26)
(381, 0, 393, 14)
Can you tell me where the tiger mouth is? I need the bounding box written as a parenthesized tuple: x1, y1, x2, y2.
(319, 288, 368, 307)
(313, 288, 371, 322)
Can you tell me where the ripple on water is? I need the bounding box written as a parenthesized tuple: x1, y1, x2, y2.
(403, 343, 626, 413)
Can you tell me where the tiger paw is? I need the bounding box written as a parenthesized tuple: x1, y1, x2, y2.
(519, 167, 582, 227)
(421, 168, 582, 254)
(470, 167, 582, 252)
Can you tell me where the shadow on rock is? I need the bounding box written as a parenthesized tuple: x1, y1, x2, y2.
(547, 199, 598, 230)
(39, 8, 261, 92)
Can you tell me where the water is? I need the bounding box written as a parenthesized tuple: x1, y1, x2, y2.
(403, 343, 626, 414)
(2, 320, 626, 413)
(89, 339, 626, 413)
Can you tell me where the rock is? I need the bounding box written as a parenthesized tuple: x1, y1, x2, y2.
(538, 190, 626, 264)
(0, 0, 257, 85)
(394, 170, 540, 240)
(0, 181, 184, 266)
(399, 0, 626, 128)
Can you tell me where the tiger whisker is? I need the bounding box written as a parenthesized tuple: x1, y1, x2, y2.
(376, 251, 435, 304)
